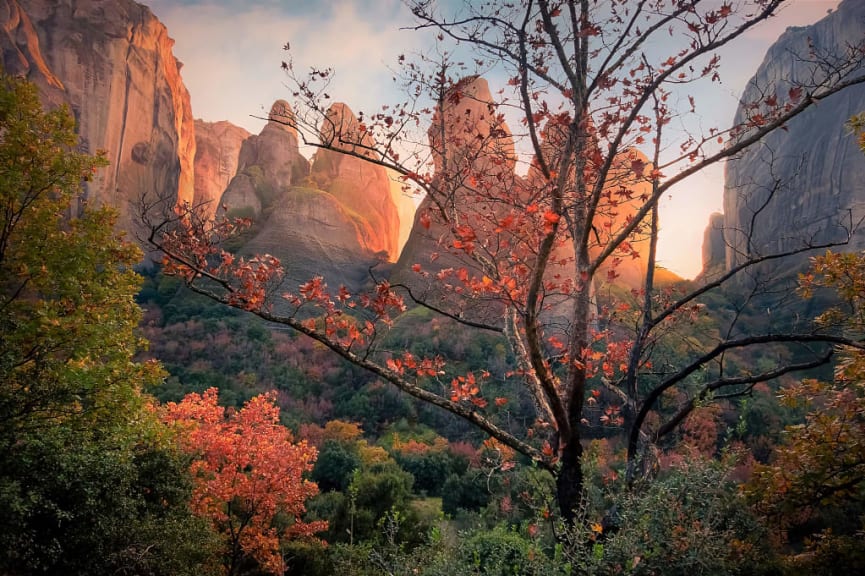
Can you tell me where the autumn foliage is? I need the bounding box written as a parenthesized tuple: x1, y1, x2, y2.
(746, 251, 865, 567)
(147, 0, 865, 525)
(163, 389, 325, 576)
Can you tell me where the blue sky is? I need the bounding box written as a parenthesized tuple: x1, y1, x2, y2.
(147, 0, 842, 278)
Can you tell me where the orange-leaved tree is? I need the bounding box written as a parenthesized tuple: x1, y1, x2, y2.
(163, 389, 326, 576)
(147, 0, 865, 524)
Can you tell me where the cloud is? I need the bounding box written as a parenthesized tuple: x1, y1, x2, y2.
(148, 0, 426, 134)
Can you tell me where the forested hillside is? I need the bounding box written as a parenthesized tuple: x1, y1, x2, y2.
(2, 0, 865, 574)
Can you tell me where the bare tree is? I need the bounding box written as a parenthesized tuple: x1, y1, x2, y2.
(146, 0, 865, 524)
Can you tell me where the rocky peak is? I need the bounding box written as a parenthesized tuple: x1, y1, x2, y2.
(428, 76, 515, 175)
(220, 99, 309, 218)
(1, 0, 196, 236)
(266, 99, 298, 135)
(394, 74, 656, 325)
(215, 100, 405, 292)
(309, 102, 401, 260)
(392, 76, 526, 324)
(319, 102, 374, 157)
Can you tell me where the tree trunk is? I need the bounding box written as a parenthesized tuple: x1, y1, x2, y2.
(555, 436, 584, 523)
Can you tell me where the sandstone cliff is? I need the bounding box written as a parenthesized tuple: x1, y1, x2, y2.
(193, 119, 250, 222)
(717, 0, 865, 281)
(0, 0, 196, 235)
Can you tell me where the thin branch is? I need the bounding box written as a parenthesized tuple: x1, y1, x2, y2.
(653, 349, 835, 442)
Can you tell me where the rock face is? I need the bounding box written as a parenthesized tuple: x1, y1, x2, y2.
(309, 103, 401, 259)
(718, 0, 865, 281)
(701, 212, 726, 274)
(193, 119, 250, 222)
(219, 100, 404, 290)
(240, 185, 391, 292)
(0, 0, 196, 234)
(388, 175, 417, 254)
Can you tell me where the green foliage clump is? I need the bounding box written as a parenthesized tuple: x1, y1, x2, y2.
(569, 456, 775, 576)
(313, 462, 422, 545)
(313, 439, 363, 492)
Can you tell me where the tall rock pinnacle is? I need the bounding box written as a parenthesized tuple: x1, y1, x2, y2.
(310, 102, 401, 259)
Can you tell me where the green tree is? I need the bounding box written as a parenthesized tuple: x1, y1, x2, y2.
(0, 73, 156, 443)
(312, 461, 420, 545)
(313, 439, 362, 492)
(0, 73, 217, 575)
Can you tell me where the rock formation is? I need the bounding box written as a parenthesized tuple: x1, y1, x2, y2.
(716, 0, 865, 281)
(0, 0, 196, 235)
(0, 0, 410, 290)
(527, 113, 652, 291)
(393, 76, 652, 327)
(585, 150, 653, 291)
(193, 119, 250, 222)
(309, 103, 401, 259)
(701, 212, 726, 275)
(220, 100, 309, 219)
(388, 175, 418, 254)
(391, 76, 521, 324)
(218, 100, 405, 291)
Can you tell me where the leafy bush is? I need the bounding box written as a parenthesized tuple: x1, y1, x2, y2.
(567, 456, 777, 576)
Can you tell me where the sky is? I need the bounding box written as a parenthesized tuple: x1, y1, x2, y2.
(147, 0, 842, 279)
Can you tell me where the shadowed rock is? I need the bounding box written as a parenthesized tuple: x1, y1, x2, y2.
(193, 119, 250, 222)
(718, 0, 865, 282)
